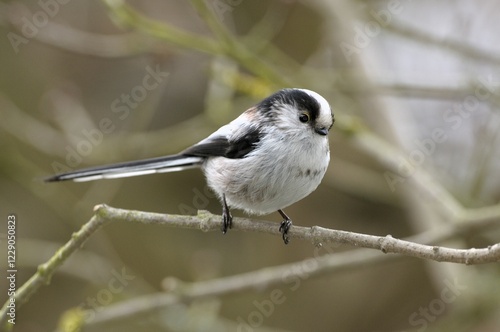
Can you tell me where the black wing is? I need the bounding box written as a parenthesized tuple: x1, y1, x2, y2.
(182, 127, 262, 159)
(46, 125, 262, 182)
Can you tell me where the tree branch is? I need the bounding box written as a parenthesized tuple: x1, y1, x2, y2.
(88, 245, 393, 326)
(75, 217, 500, 328)
(2, 204, 500, 328)
(385, 20, 500, 66)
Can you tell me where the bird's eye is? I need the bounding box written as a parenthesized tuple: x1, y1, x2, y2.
(299, 112, 310, 123)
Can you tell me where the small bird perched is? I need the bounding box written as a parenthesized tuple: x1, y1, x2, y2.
(46, 88, 334, 244)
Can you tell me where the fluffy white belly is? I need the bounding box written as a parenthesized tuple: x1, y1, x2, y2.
(203, 145, 329, 215)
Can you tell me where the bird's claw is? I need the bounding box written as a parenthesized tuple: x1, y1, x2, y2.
(221, 194, 232, 234)
(222, 207, 232, 233)
(279, 219, 292, 245)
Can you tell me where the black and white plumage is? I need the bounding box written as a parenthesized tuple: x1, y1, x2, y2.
(46, 88, 334, 244)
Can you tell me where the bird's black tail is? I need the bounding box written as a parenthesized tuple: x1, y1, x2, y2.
(45, 154, 204, 182)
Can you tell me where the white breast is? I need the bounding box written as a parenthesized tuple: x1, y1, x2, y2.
(202, 129, 330, 215)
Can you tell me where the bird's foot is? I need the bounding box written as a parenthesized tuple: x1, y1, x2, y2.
(221, 194, 232, 234)
(279, 219, 292, 244)
(278, 209, 292, 245)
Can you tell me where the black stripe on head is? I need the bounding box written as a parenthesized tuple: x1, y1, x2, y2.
(258, 89, 321, 120)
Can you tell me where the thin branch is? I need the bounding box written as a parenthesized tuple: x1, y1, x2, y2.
(189, 0, 291, 86)
(76, 205, 500, 265)
(2, 204, 500, 328)
(79, 220, 500, 327)
(0, 94, 66, 158)
(1, 2, 159, 58)
(89, 245, 395, 326)
(0, 211, 109, 328)
(385, 20, 500, 66)
(101, 0, 221, 55)
(101, 0, 289, 86)
(345, 124, 465, 219)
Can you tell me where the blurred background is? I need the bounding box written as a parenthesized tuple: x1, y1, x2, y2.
(1, 0, 500, 331)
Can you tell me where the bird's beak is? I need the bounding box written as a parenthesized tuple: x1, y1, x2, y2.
(314, 127, 328, 136)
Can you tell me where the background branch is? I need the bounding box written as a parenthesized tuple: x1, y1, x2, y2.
(2, 204, 500, 329)
(86, 219, 499, 327)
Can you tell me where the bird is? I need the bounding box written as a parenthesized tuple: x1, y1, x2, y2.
(45, 88, 334, 244)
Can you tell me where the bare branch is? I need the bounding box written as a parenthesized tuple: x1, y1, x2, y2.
(89, 245, 393, 326)
(2, 204, 500, 328)
(82, 220, 500, 328)
(0, 2, 159, 58)
(385, 20, 500, 66)
(0, 212, 109, 328)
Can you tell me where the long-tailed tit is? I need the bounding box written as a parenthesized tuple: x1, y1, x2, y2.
(46, 88, 334, 244)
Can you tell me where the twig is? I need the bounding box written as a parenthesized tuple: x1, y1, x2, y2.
(2, 204, 500, 329)
(349, 127, 465, 221)
(101, 0, 289, 86)
(79, 221, 500, 327)
(0, 211, 109, 328)
(89, 245, 395, 326)
(101, 0, 220, 55)
(385, 20, 500, 66)
(0, 2, 158, 58)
